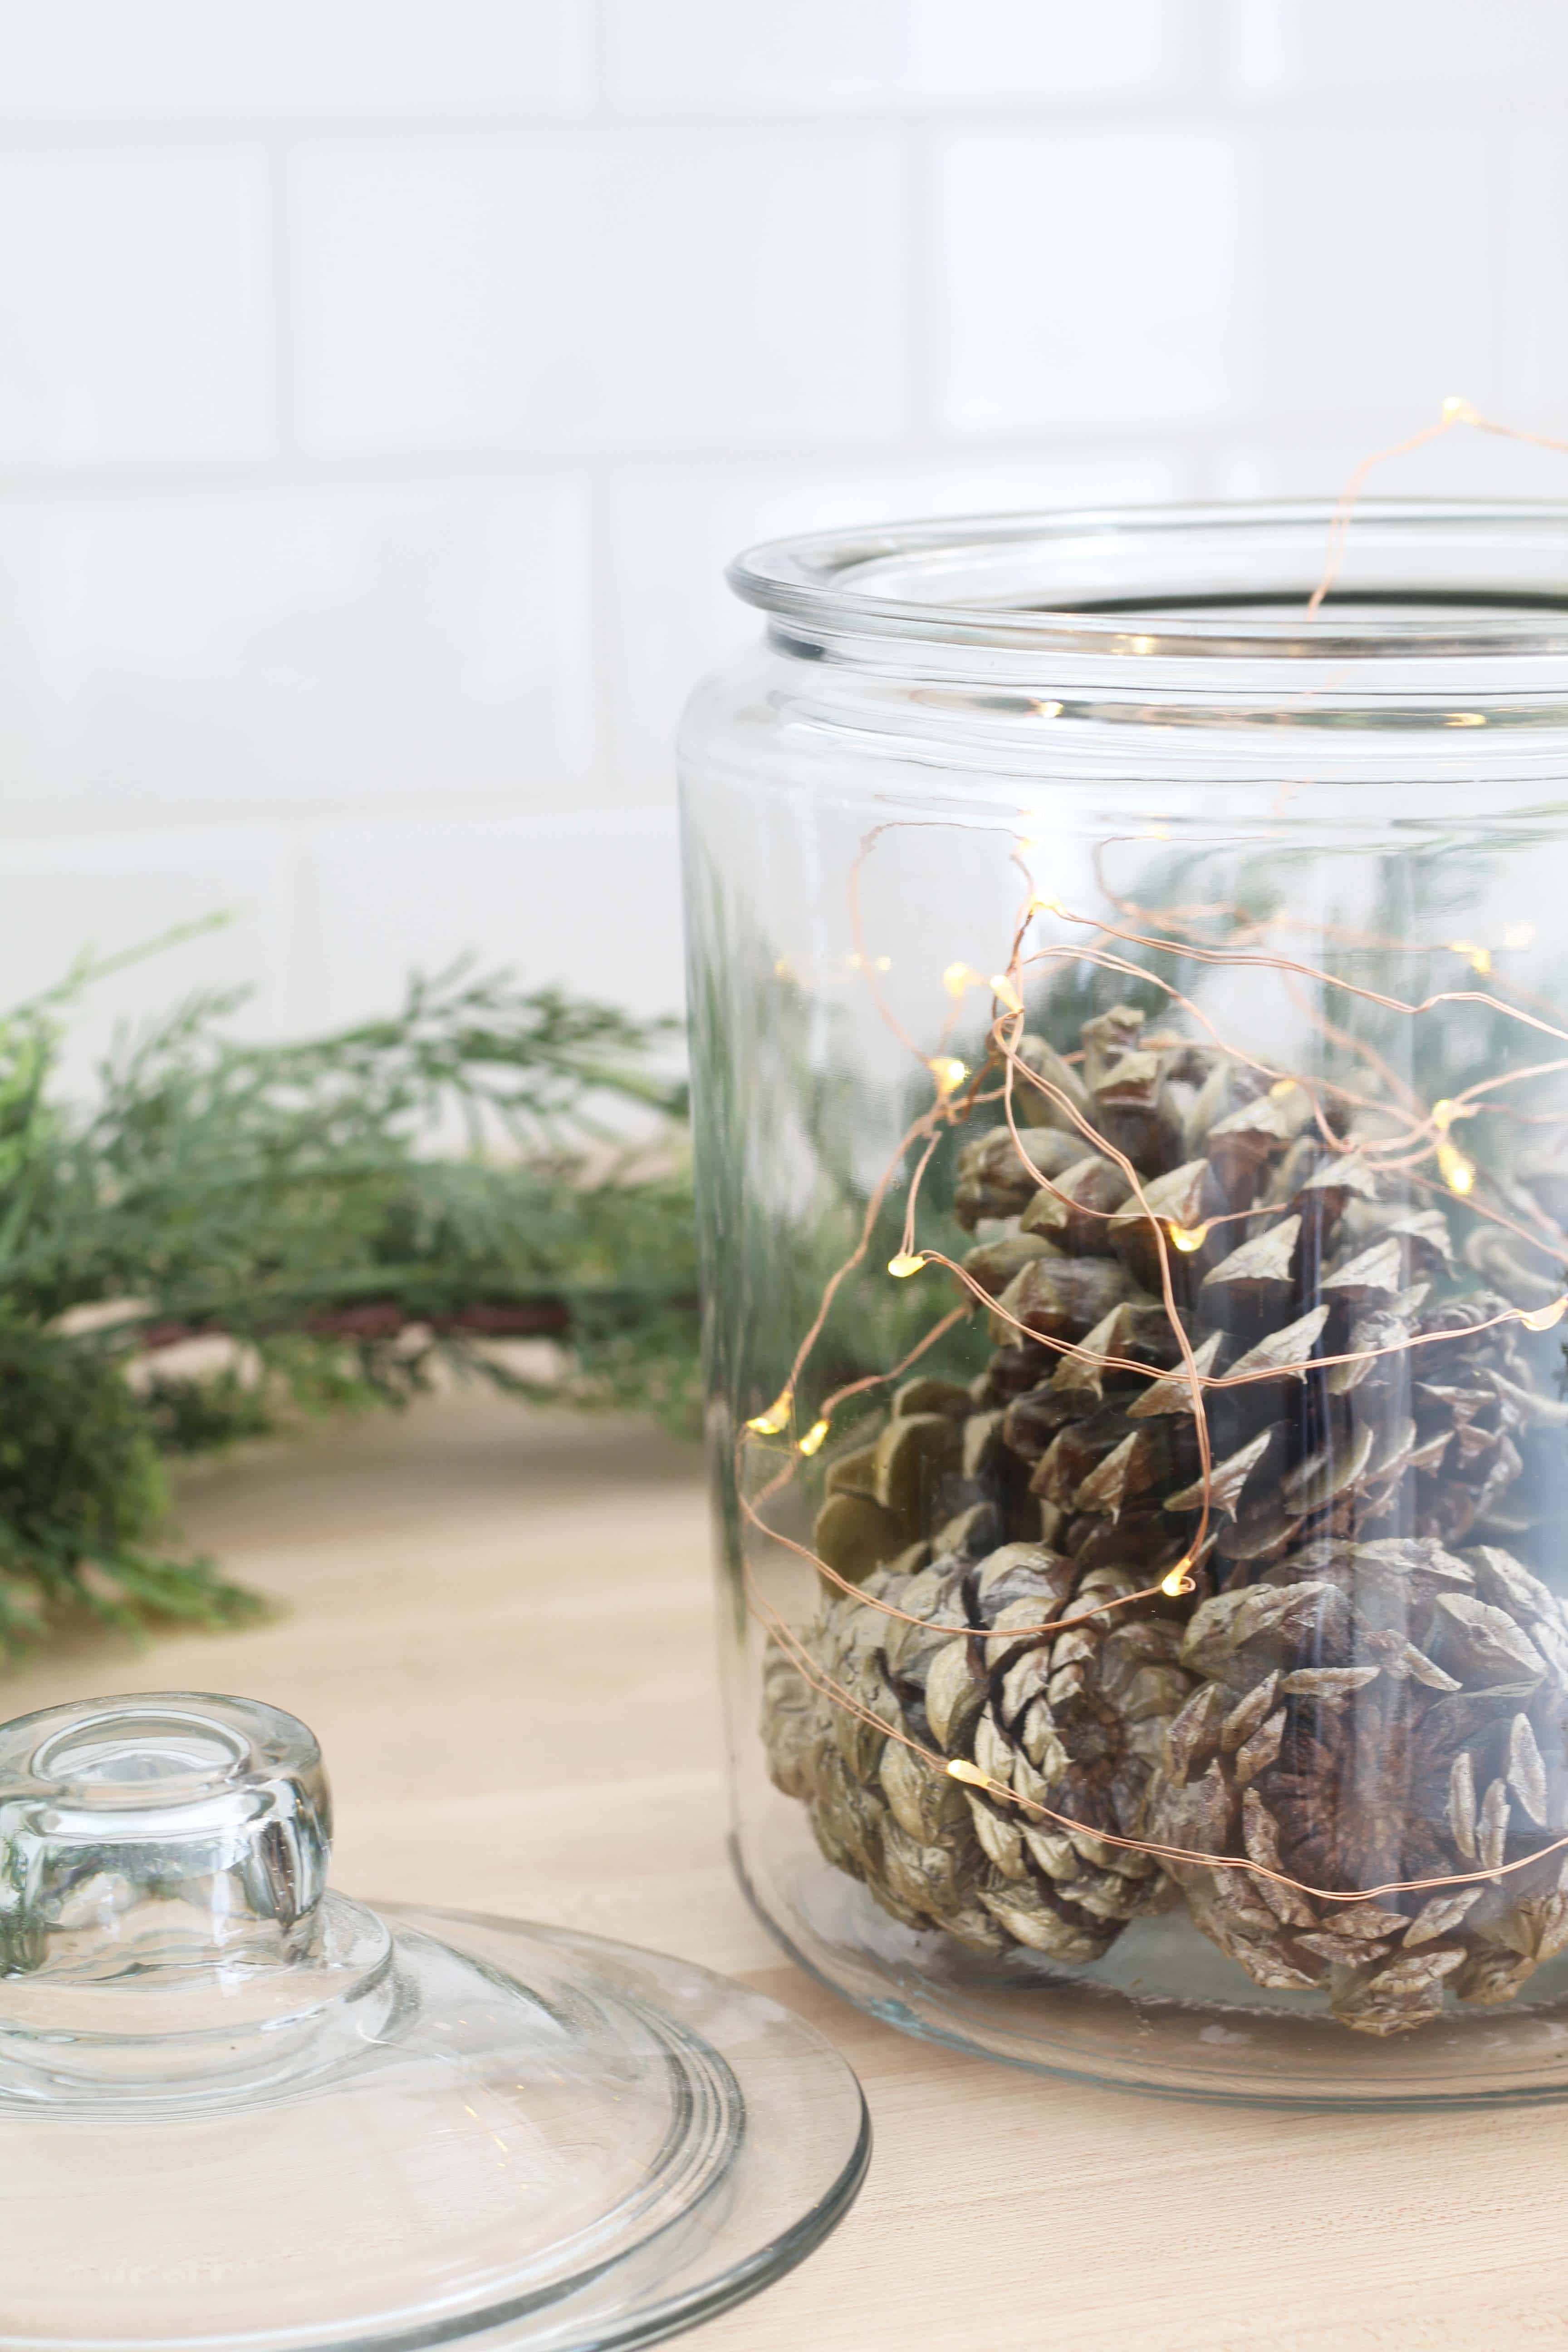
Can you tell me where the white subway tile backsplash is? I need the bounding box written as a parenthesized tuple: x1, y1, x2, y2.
(605, 1, 898, 113)
(1232, 0, 1568, 91)
(1249, 122, 1499, 417)
(1214, 424, 1568, 505)
(608, 450, 1189, 803)
(0, 0, 1549, 1042)
(0, 147, 272, 466)
(1502, 130, 1568, 412)
(0, 824, 297, 1082)
(289, 133, 904, 455)
(302, 810, 685, 1027)
(0, 807, 683, 1069)
(0, 480, 592, 814)
(1227, 1, 1302, 99)
(0, 1, 584, 116)
(904, 1, 1180, 101)
(607, 0, 1179, 112)
(934, 129, 1244, 435)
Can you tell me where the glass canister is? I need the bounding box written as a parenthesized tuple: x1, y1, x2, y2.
(679, 501, 1568, 2104)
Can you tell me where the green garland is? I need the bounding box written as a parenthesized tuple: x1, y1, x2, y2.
(0, 936, 700, 1652)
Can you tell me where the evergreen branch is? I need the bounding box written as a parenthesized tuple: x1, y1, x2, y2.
(0, 941, 701, 1659)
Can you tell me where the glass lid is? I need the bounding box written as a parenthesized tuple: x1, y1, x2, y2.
(0, 1692, 868, 2351)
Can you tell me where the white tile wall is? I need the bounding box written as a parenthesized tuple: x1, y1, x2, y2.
(933, 129, 1244, 434)
(0, 1, 1559, 1037)
(301, 808, 685, 1031)
(0, 481, 591, 815)
(1246, 119, 1504, 422)
(0, 824, 299, 1089)
(1214, 426, 1568, 505)
(1505, 128, 1568, 409)
(0, 3, 586, 117)
(0, 147, 273, 466)
(289, 132, 905, 453)
(604, 0, 1182, 112)
(1234, 0, 1568, 91)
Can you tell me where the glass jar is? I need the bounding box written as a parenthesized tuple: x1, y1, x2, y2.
(679, 501, 1568, 2105)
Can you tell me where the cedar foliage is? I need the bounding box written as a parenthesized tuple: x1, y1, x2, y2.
(0, 936, 699, 1652)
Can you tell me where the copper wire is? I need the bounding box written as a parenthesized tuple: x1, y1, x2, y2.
(1306, 397, 1568, 617)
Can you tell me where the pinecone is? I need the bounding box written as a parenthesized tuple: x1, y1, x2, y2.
(1149, 1538, 1568, 2033)
(762, 1540, 1194, 1961)
(956, 1005, 1555, 1577)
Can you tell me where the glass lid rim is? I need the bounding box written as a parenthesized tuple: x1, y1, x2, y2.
(726, 497, 1568, 658)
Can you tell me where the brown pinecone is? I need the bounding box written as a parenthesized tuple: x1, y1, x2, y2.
(762, 1540, 1194, 1961)
(956, 1004, 1558, 1577)
(1149, 1538, 1568, 2032)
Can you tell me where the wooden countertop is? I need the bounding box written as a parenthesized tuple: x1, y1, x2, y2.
(13, 1389, 1568, 2351)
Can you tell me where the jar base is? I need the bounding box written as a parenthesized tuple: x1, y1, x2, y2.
(735, 1837, 1568, 2110)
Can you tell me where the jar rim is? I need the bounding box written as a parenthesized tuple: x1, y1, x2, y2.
(727, 498, 1568, 662)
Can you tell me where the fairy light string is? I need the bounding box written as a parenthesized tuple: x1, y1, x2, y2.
(739, 856, 1568, 1652)
(735, 402, 1568, 1911)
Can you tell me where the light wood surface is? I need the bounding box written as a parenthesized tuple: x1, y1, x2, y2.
(13, 1390, 1568, 2352)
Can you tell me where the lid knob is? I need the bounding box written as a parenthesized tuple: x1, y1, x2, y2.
(0, 1694, 330, 1985)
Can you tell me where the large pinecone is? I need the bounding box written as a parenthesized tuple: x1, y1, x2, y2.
(965, 1008, 1554, 1576)
(1149, 1539, 1568, 2032)
(816, 1006, 1552, 1592)
(764, 1540, 1193, 1961)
